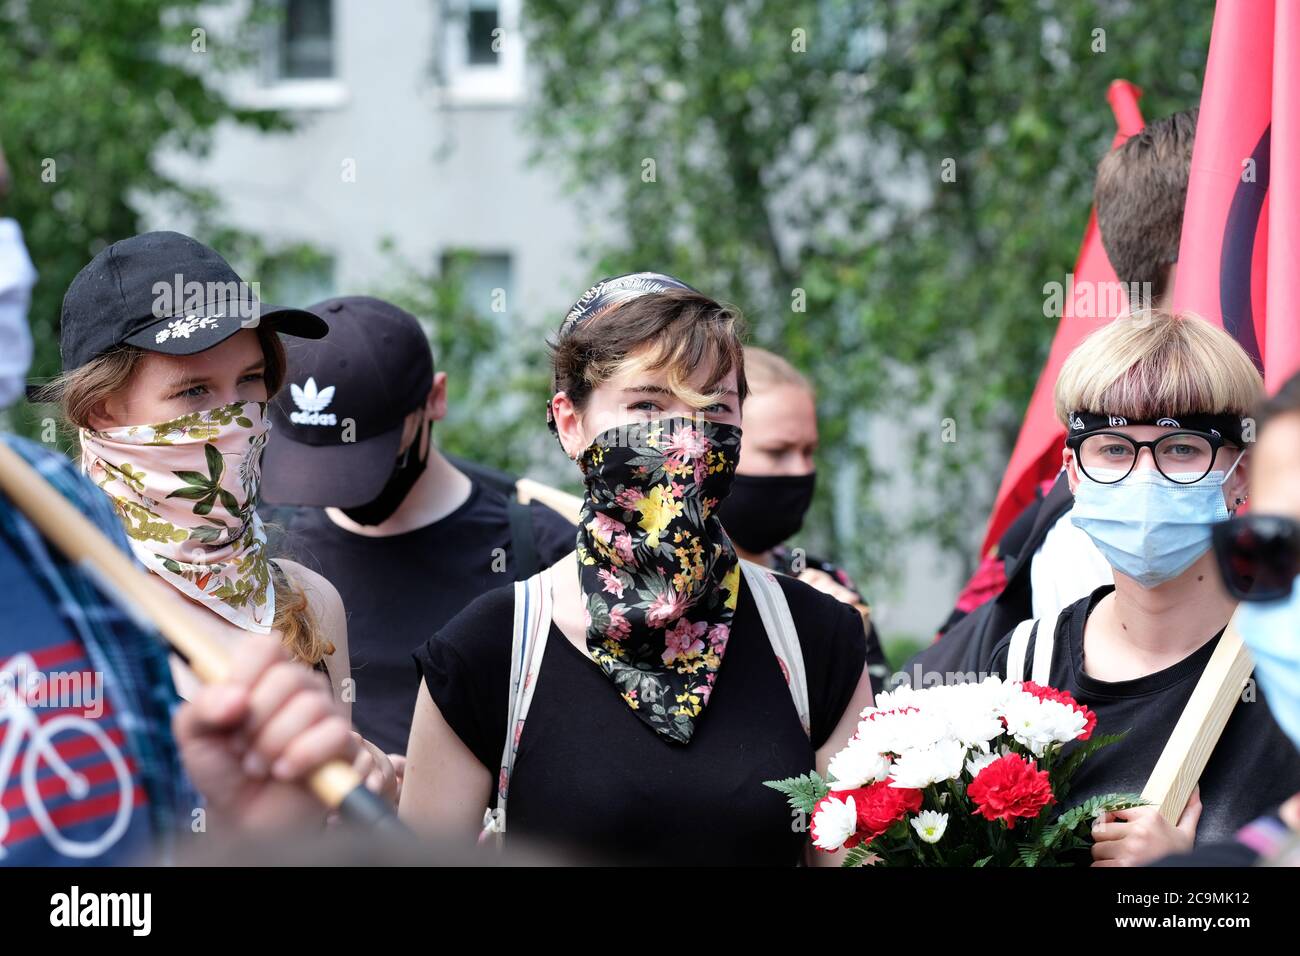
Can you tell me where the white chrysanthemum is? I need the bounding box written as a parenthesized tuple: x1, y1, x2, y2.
(977, 674, 1016, 710)
(965, 749, 1001, 777)
(1041, 700, 1086, 744)
(940, 697, 1005, 749)
(812, 794, 858, 851)
(828, 739, 892, 791)
(911, 810, 948, 844)
(899, 682, 1008, 751)
(888, 737, 967, 789)
(871, 684, 925, 713)
(1002, 690, 1086, 756)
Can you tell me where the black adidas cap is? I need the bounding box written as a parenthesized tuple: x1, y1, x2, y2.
(59, 231, 327, 372)
(259, 296, 435, 508)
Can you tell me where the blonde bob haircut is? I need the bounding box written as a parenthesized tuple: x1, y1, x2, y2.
(1054, 310, 1263, 428)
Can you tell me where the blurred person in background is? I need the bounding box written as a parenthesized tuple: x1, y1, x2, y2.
(1153, 370, 1300, 866)
(0, 139, 37, 414)
(924, 109, 1200, 670)
(258, 296, 576, 760)
(716, 346, 887, 693)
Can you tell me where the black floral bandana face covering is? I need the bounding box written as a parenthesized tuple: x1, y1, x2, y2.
(576, 415, 744, 744)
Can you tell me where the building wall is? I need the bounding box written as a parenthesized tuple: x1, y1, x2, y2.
(159, 0, 591, 326)
(155, 0, 966, 644)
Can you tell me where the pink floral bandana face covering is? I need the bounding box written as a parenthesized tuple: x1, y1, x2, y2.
(80, 400, 275, 633)
(577, 415, 743, 744)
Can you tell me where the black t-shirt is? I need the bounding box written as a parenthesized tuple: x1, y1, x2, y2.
(269, 478, 577, 753)
(984, 585, 1300, 845)
(415, 572, 869, 865)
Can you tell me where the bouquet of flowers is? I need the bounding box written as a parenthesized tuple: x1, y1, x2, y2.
(767, 677, 1144, 866)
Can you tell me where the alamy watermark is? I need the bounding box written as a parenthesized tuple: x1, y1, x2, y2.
(150, 275, 264, 332)
(1043, 274, 1155, 318)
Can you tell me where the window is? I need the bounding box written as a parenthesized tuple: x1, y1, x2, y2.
(279, 0, 334, 80)
(441, 251, 513, 322)
(438, 0, 523, 105)
(466, 0, 500, 66)
(244, 0, 345, 110)
(259, 253, 336, 310)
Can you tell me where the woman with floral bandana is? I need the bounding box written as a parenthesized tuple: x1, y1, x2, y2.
(401, 274, 876, 864)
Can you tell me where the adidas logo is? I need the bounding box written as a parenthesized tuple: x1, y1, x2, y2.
(289, 377, 337, 425)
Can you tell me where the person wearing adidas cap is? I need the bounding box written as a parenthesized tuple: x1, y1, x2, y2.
(257, 296, 578, 758)
(44, 231, 398, 807)
(400, 273, 875, 865)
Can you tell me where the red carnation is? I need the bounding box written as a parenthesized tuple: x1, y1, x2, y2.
(1022, 681, 1096, 740)
(967, 754, 1054, 826)
(843, 779, 925, 839)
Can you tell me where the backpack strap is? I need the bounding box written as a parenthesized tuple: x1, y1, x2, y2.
(741, 560, 811, 739)
(485, 560, 810, 845)
(1005, 617, 1054, 684)
(1006, 618, 1035, 682)
(481, 565, 554, 844)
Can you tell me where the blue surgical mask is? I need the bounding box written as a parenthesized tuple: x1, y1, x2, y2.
(1070, 457, 1241, 589)
(1236, 578, 1300, 750)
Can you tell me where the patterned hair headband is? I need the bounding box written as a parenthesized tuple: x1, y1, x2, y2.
(1067, 410, 1248, 445)
(556, 271, 697, 342)
(548, 271, 697, 435)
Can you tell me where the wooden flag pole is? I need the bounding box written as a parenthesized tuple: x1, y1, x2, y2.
(1141, 617, 1254, 824)
(515, 476, 583, 526)
(0, 439, 398, 827)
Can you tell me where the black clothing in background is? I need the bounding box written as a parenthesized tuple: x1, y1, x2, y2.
(267, 477, 576, 754)
(908, 471, 1075, 684)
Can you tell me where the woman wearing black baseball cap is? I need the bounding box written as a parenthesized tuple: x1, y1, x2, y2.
(43, 231, 396, 801)
(400, 273, 877, 864)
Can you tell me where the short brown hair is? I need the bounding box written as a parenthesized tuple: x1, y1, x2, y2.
(1094, 108, 1198, 301)
(550, 287, 748, 413)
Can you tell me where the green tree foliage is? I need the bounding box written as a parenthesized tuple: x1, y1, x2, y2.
(523, 0, 1210, 589)
(0, 0, 285, 435)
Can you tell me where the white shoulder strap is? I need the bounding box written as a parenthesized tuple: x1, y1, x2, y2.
(482, 566, 554, 843)
(741, 560, 811, 739)
(1029, 616, 1054, 685)
(1006, 617, 1053, 684)
(1006, 618, 1035, 682)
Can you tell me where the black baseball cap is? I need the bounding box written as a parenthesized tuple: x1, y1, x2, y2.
(259, 296, 435, 508)
(59, 231, 327, 372)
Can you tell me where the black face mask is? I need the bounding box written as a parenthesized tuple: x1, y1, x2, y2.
(716, 472, 817, 554)
(341, 420, 430, 526)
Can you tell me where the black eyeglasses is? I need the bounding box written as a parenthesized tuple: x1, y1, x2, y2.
(1211, 513, 1300, 602)
(1065, 429, 1234, 485)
